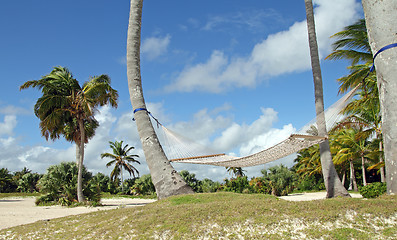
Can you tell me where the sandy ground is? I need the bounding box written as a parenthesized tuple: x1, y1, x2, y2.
(278, 191, 362, 201)
(0, 192, 362, 230)
(0, 197, 156, 230)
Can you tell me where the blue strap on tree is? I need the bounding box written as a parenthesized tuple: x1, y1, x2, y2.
(132, 107, 162, 127)
(369, 42, 397, 72)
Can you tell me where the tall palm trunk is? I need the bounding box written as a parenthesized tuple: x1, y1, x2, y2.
(379, 140, 385, 182)
(361, 156, 367, 186)
(77, 119, 86, 202)
(348, 161, 358, 191)
(76, 144, 80, 165)
(126, 0, 193, 199)
(304, 0, 350, 198)
(362, 0, 397, 194)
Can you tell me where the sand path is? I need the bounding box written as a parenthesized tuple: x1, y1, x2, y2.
(0, 197, 156, 230)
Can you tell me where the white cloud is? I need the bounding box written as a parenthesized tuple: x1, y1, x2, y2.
(141, 35, 171, 60)
(0, 105, 30, 115)
(164, 0, 360, 93)
(0, 115, 17, 136)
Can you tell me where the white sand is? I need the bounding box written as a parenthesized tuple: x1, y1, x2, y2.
(278, 192, 362, 201)
(0, 197, 156, 230)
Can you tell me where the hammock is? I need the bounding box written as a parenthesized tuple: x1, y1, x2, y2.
(155, 86, 359, 168)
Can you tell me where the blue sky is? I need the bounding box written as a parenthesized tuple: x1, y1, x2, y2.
(0, 0, 362, 181)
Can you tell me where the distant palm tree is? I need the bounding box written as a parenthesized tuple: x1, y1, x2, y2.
(226, 167, 245, 178)
(20, 66, 118, 202)
(101, 141, 140, 192)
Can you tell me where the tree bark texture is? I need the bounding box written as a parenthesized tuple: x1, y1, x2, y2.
(362, 0, 397, 194)
(126, 0, 194, 199)
(77, 119, 86, 202)
(304, 0, 350, 198)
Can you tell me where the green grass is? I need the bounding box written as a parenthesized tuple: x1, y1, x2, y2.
(1, 192, 396, 239)
(0, 192, 41, 198)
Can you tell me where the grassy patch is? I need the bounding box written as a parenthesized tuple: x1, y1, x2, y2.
(0, 192, 41, 199)
(1, 192, 396, 239)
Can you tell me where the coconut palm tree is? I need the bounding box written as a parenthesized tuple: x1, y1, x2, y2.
(101, 141, 140, 193)
(326, 18, 385, 182)
(333, 128, 371, 189)
(126, 0, 193, 199)
(226, 167, 246, 178)
(362, 0, 397, 194)
(304, 0, 350, 198)
(20, 66, 118, 202)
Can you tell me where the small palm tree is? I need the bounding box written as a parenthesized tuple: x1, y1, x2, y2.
(101, 141, 140, 193)
(20, 66, 118, 202)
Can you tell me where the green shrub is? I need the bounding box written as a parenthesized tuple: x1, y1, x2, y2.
(131, 174, 156, 195)
(36, 162, 100, 205)
(179, 170, 201, 192)
(262, 165, 297, 196)
(223, 176, 253, 193)
(249, 177, 271, 194)
(359, 182, 386, 198)
(199, 178, 221, 193)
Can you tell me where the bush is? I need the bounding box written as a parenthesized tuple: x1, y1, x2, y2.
(200, 178, 221, 193)
(131, 174, 156, 196)
(262, 165, 297, 196)
(359, 182, 387, 198)
(179, 170, 201, 192)
(17, 173, 41, 193)
(223, 176, 253, 193)
(249, 177, 271, 194)
(36, 162, 100, 206)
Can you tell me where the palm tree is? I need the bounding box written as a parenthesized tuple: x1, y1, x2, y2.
(20, 66, 118, 202)
(333, 128, 371, 189)
(226, 167, 246, 178)
(101, 141, 140, 193)
(326, 18, 385, 182)
(362, 0, 397, 194)
(304, 0, 350, 198)
(126, 0, 193, 199)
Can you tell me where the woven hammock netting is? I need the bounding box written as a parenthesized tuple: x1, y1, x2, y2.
(156, 86, 358, 168)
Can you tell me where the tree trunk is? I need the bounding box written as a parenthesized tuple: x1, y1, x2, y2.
(361, 156, 367, 186)
(348, 161, 358, 191)
(126, 0, 193, 199)
(121, 168, 124, 193)
(379, 140, 385, 183)
(341, 171, 346, 187)
(77, 119, 86, 202)
(304, 0, 350, 198)
(362, 0, 397, 194)
(75, 144, 80, 165)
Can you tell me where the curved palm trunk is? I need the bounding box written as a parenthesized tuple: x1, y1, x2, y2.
(126, 0, 193, 199)
(77, 119, 86, 202)
(362, 0, 397, 194)
(304, 0, 350, 198)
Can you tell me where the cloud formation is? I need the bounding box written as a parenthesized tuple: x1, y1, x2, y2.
(141, 35, 171, 60)
(164, 0, 360, 93)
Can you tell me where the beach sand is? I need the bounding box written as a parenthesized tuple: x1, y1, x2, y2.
(0, 197, 156, 230)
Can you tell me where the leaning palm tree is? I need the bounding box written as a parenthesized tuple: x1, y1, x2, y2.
(304, 0, 350, 198)
(101, 141, 140, 193)
(20, 66, 118, 202)
(126, 0, 193, 199)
